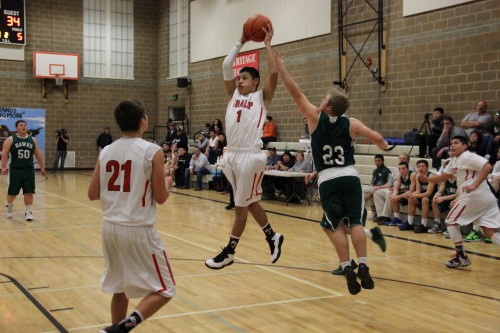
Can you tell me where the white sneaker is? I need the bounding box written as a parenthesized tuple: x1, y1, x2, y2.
(205, 247, 234, 270)
(25, 211, 33, 222)
(267, 232, 284, 264)
(6, 204, 13, 218)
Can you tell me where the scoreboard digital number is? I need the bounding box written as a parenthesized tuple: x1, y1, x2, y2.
(0, 0, 26, 45)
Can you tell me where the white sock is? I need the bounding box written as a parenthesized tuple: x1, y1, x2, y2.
(434, 219, 440, 224)
(25, 205, 32, 212)
(358, 257, 368, 266)
(408, 215, 414, 224)
(365, 229, 373, 239)
(491, 233, 500, 245)
(394, 212, 401, 219)
(422, 218, 428, 227)
(473, 223, 480, 232)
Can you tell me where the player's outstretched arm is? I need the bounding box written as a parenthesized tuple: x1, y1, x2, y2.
(262, 24, 278, 109)
(349, 118, 388, 151)
(275, 52, 320, 131)
(222, 30, 248, 101)
(88, 160, 101, 200)
(152, 149, 169, 204)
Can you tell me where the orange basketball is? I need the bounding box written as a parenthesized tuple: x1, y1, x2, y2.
(243, 14, 272, 42)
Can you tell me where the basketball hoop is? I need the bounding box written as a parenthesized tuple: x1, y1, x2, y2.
(55, 75, 63, 86)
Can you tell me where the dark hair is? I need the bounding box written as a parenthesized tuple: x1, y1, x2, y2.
(239, 66, 260, 80)
(416, 159, 428, 167)
(469, 129, 484, 144)
(442, 115, 454, 124)
(15, 120, 27, 127)
(266, 115, 273, 121)
(398, 161, 409, 169)
(434, 107, 444, 114)
(374, 154, 384, 161)
(114, 99, 146, 132)
(451, 135, 468, 145)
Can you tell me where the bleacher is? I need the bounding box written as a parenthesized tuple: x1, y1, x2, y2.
(184, 139, 434, 188)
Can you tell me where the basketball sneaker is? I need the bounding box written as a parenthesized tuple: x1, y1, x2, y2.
(370, 226, 386, 252)
(344, 265, 361, 295)
(99, 325, 126, 333)
(6, 204, 13, 218)
(445, 252, 471, 268)
(386, 217, 402, 226)
(357, 263, 375, 289)
(464, 230, 481, 242)
(205, 247, 234, 270)
(428, 223, 443, 234)
(25, 211, 33, 222)
(398, 221, 414, 231)
(267, 233, 284, 264)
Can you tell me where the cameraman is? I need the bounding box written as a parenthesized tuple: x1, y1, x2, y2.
(419, 107, 444, 158)
(52, 129, 69, 173)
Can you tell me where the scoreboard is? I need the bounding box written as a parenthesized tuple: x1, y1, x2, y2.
(0, 0, 26, 45)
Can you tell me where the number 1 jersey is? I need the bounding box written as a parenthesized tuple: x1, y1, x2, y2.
(225, 89, 267, 150)
(99, 137, 161, 226)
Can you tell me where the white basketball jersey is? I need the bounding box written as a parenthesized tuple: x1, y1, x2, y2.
(444, 151, 490, 194)
(225, 89, 267, 149)
(99, 137, 161, 226)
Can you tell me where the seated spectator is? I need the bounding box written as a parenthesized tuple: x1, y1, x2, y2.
(209, 118, 223, 134)
(266, 146, 281, 170)
(168, 149, 179, 186)
(374, 153, 413, 224)
(174, 147, 191, 188)
(362, 154, 392, 222)
(418, 107, 444, 158)
(285, 151, 313, 201)
(205, 129, 220, 164)
(164, 149, 176, 178)
(164, 119, 177, 146)
(430, 160, 458, 233)
(197, 132, 209, 152)
(147, 136, 158, 145)
(486, 111, 500, 164)
(262, 115, 277, 145)
(172, 128, 188, 150)
(275, 151, 295, 171)
(460, 100, 493, 136)
(431, 116, 467, 169)
(386, 161, 415, 226)
(183, 147, 211, 191)
(401, 160, 436, 232)
(300, 118, 310, 139)
(217, 132, 228, 159)
(203, 122, 211, 134)
(467, 130, 487, 156)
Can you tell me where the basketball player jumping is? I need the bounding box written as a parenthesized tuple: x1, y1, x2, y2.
(88, 100, 175, 333)
(275, 53, 389, 295)
(205, 24, 284, 269)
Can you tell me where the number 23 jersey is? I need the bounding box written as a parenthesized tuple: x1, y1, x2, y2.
(99, 137, 161, 226)
(311, 113, 355, 173)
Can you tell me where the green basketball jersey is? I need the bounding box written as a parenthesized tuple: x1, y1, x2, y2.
(10, 134, 35, 168)
(311, 113, 355, 173)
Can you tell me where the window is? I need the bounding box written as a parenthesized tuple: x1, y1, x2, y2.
(83, 0, 134, 79)
(169, 0, 188, 78)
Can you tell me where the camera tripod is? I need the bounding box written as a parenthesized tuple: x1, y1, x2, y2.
(408, 116, 432, 157)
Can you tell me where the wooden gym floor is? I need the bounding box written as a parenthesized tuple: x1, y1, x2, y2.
(0, 171, 499, 333)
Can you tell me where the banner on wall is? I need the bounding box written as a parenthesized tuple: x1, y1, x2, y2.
(232, 50, 259, 79)
(0, 107, 46, 168)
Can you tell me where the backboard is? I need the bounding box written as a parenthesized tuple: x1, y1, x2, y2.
(34, 51, 79, 80)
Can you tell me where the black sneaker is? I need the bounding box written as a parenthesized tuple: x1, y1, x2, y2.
(357, 263, 375, 289)
(344, 266, 361, 295)
(225, 203, 235, 210)
(370, 227, 387, 252)
(205, 247, 235, 270)
(99, 325, 126, 333)
(445, 252, 471, 269)
(267, 233, 284, 263)
(413, 224, 428, 233)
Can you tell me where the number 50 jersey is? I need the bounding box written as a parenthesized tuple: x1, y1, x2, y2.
(311, 113, 355, 173)
(99, 137, 161, 226)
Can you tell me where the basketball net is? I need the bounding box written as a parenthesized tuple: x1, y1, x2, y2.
(55, 75, 63, 86)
